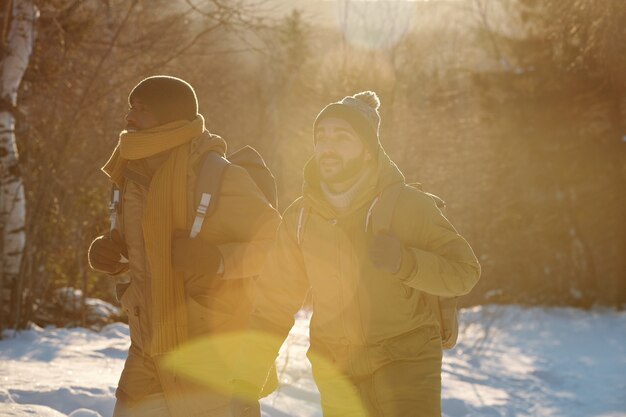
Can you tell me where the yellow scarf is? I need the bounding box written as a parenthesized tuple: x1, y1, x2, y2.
(102, 115, 205, 355)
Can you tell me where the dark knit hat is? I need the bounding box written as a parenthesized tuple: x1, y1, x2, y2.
(313, 91, 381, 152)
(128, 75, 198, 124)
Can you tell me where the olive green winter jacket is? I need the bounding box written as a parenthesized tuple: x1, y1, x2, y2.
(233, 146, 480, 392)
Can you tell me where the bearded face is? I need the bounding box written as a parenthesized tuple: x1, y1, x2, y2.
(314, 118, 372, 184)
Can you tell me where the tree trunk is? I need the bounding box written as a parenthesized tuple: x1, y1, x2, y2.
(0, 0, 37, 331)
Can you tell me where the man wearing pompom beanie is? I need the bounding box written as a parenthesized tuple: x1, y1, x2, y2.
(87, 76, 280, 417)
(231, 92, 480, 416)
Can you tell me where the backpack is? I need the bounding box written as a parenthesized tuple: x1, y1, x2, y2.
(187, 145, 281, 397)
(295, 183, 459, 350)
(189, 146, 277, 238)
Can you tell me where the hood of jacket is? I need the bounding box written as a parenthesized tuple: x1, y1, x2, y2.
(188, 130, 227, 166)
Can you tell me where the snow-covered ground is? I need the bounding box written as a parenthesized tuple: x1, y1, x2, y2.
(1, 305, 625, 417)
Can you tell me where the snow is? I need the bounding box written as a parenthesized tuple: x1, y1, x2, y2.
(1, 306, 625, 417)
(34, 288, 122, 329)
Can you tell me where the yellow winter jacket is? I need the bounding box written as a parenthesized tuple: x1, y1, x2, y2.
(111, 126, 280, 414)
(234, 146, 480, 390)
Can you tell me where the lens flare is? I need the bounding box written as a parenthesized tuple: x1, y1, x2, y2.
(336, 0, 417, 50)
(162, 329, 367, 414)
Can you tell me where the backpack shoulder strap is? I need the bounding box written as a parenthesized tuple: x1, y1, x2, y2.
(109, 185, 121, 231)
(370, 183, 404, 235)
(295, 203, 310, 246)
(190, 151, 230, 238)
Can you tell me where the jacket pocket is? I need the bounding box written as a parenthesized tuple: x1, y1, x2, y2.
(381, 326, 441, 361)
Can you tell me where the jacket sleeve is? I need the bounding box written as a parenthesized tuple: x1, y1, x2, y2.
(231, 204, 311, 393)
(394, 190, 481, 297)
(210, 165, 281, 281)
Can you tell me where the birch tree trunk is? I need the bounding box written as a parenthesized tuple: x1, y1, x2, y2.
(0, 0, 37, 330)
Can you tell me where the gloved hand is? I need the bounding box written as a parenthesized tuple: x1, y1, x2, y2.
(231, 379, 262, 417)
(88, 229, 129, 275)
(171, 232, 223, 284)
(368, 232, 404, 274)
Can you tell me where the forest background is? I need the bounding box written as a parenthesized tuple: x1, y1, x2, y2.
(1, 0, 624, 330)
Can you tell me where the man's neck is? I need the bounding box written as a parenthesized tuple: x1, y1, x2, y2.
(320, 165, 374, 213)
(324, 166, 369, 194)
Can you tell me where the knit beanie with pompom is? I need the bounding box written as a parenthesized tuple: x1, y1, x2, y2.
(313, 91, 381, 154)
(128, 75, 198, 125)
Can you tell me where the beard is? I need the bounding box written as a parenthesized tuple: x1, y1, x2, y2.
(318, 150, 368, 184)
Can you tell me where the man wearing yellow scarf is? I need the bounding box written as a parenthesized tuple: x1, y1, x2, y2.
(88, 76, 280, 417)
